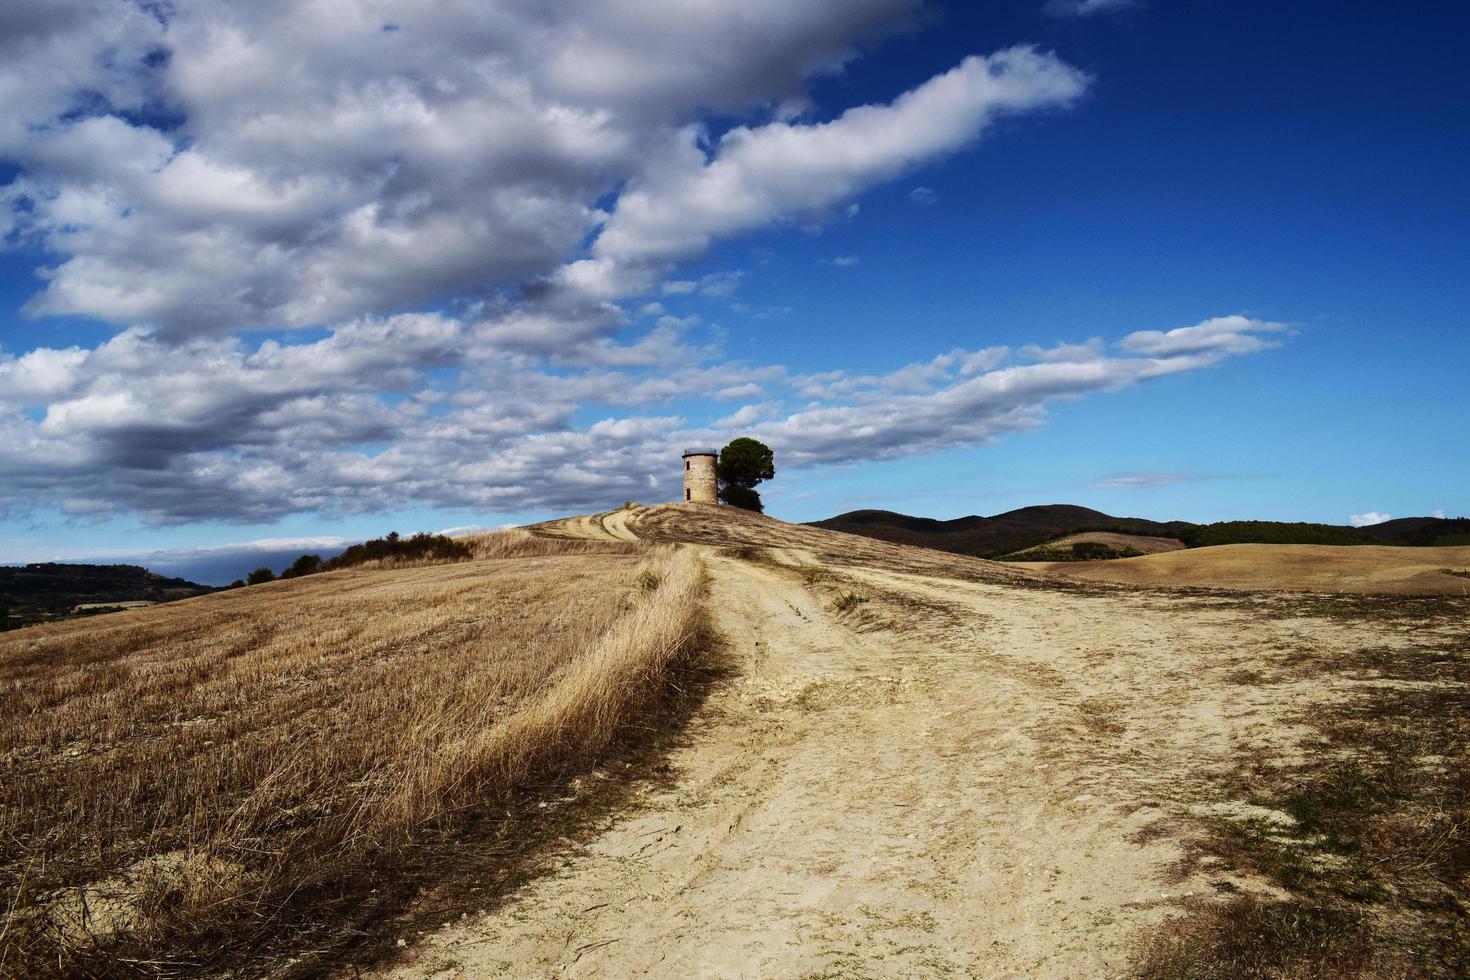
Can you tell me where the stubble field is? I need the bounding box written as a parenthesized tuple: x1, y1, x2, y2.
(2, 507, 1465, 978)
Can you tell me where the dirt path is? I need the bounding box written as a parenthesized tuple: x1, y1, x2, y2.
(372, 512, 1456, 978)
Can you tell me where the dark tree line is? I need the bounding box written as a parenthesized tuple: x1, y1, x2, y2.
(234, 531, 470, 586)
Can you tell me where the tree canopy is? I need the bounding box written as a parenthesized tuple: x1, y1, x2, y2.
(717, 437, 774, 512)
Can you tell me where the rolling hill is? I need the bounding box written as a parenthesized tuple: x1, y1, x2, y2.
(1031, 542, 1470, 594)
(3, 505, 1466, 977)
(811, 506, 1470, 558)
(808, 505, 1189, 558)
(0, 563, 215, 631)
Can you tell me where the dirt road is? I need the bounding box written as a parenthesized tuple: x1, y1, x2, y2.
(373, 508, 1460, 978)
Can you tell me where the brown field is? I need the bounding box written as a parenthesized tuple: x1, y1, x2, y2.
(4, 505, 1466, 978)
(377, 506, 1468, 978)
(1024, 542, 1470, 594)
(0, 531, 708, 975)
(1008, 530, 1188, 557)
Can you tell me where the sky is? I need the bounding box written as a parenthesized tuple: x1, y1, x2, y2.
(1, 0, 1466, 581)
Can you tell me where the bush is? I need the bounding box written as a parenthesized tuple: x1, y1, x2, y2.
(245, 567, 275, 586)
(323, 531, 471, 571)
(280, 554, 322, 579)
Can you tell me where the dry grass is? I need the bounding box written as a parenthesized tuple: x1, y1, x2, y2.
(1036, 542, 1470, 595)
(0, 534, 707, 976)
(550, 503, 1068, 589)
(459, 527, 643, 561)
(1136, 621, 1470, 978)
(1004, 530, 1188, 559)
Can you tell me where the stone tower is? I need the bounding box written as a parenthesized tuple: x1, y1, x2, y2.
(682, 448, 718, 504)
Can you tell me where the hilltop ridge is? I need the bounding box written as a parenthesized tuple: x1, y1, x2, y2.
(810, 504, 1188, 558)
(811, 505, 1469, 558)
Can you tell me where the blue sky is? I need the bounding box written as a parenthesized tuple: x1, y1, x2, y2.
(1, 0, 1465, 580)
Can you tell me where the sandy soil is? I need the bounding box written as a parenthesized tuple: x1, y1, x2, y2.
(1024, 542, 1470, 595)
(369, 507, 1459, 978)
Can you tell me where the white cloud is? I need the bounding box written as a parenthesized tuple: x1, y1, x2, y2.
(0, 315, 1283, 523)
(1432, 509, 1446, 519)
(566, 46, 1088, 298)
(1119, 315, 1290, 358)
(1089, 472, 1196, 489)
(0, 5, 1291, 529)
(827, 256, 861, 267)
(714, 402, 779, 428)
(1350, 512, 1392, 527)
(715, 383, 765, 400)
(909, 186, 938, 205)
(3, 0, 931, 335)
(1044, 0, 1138, 19)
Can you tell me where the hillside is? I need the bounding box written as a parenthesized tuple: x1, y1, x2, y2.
(0, 563, 214, 631)
(1360, 515, 1470, 546)
(4, 505, 1466, 978)
(388, 505, 1468, 978)
(809, 504, 1188, 558)
(1002, 531, 1188, 561)
(811, 506, 1470, 558)
(0, 530, 705, 976)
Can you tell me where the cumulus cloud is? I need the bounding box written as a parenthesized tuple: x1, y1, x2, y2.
(564, 46, 1088, 297)
(3, 0, 931, 335)
(0, 4, 1289, 529)
(0, 315, 1283, 523)
(1349, 512, 1392, 527)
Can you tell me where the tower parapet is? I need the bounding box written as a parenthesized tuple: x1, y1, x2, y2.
(681, 448, 718, 504)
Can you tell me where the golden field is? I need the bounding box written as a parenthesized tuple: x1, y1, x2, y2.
(0, 531, 708, 975)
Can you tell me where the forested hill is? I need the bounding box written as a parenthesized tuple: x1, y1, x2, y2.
(0, 563, 214, 631)
(809, 505, 1192, 559)
(810, 507, 1469, 559)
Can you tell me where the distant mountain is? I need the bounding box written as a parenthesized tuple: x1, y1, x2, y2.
(809, 505, 1192, 559)
(0, 563, 215, 631)
(809, 507, 1469, 559)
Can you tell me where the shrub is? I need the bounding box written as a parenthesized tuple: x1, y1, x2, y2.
(245, 567, 275, 585)
(280, 554, 322, 579)
(324, 532, 471, 570)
